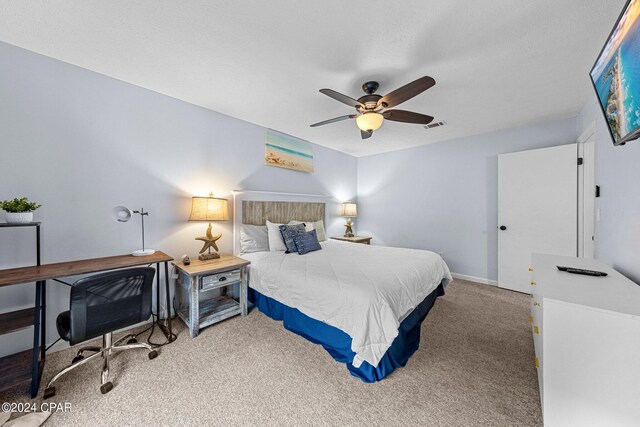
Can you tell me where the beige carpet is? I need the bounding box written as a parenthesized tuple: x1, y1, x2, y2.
(0, 280, 542, 426)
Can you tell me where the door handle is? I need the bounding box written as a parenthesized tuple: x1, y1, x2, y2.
(499, 225, 507, 231)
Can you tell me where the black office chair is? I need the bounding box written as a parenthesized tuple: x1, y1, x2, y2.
(44, 267, 158, 398)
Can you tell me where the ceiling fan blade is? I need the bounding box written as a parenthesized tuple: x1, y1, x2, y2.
(378, 76, 436, 109)
(383, 109, 434, 125)
(319, 89, 364, 108)
(361, 130, 373, 140)
(310, 115, 357, 127)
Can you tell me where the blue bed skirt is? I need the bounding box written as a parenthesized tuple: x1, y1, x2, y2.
(248, 282, 446, 382)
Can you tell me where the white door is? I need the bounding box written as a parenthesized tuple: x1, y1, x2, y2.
(498, 144, 578, 293)
(578, 128, 596, 259)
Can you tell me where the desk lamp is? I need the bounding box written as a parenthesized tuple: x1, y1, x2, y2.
(340, 202, 358, 237)
(112, 206, 155, 256)
(189, 194, 229, 260)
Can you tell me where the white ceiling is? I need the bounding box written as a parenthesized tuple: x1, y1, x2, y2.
(0, 0, 623, 156)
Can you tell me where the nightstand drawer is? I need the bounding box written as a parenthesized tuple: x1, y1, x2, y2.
(201, 269, 241, 291)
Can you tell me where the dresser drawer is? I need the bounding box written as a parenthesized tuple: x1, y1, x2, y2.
(530, 298, 542, 328)
(530, 293, 543, 376)
(532, 324, 543, 352)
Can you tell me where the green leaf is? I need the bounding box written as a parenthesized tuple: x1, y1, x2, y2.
(1, 197, 42, 213)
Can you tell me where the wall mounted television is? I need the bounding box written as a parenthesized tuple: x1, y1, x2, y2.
(590, 0, 640, 146)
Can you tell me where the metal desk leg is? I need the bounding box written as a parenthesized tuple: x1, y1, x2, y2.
(30, 281, 42, 398)
(163, 261, 175, 342)
(155, 263, 161, 323)
(40, 280, 46, 361)
(153, 262, 175, 343)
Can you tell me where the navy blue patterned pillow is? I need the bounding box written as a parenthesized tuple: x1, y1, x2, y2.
(279, 223, 306, 253)
(293, 229, 322, 255)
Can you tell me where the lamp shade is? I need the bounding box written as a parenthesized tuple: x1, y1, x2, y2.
(341, 202, 358, 217)
(189, 196, 229, 221)
(356, 112, 384, 132)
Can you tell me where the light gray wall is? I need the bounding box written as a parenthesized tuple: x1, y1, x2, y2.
(0, 42, 357, 355)
(356, 118, 578, 282)
(578, 95, 640, 283)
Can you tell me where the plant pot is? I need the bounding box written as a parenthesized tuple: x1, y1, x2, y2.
(5, 212, 34, 224)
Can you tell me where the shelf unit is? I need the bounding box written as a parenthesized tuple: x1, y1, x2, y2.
(0, 307, 35, 335)
(0, 350, 41, 393)
(0, 222, 45, 397)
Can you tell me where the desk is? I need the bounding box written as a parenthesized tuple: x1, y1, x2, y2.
(0, 251, 175, 397)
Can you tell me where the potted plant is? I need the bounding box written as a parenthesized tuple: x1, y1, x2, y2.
(1, 197, 42, 224)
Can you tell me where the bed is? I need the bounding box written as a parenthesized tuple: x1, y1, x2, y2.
(233, 192, 452, 382)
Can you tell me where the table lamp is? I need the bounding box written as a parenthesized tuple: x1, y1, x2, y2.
(340, 202, 357, 237)
(189, 194, 229, 261)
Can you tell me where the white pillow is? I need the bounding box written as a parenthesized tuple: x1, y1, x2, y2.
(313, 220, 327, 242)
(239, 224, 269, 253)
(289, 220, 326, 241)
(266, 220, 287, 251)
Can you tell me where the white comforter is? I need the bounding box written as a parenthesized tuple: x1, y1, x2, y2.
(242, 240, 452, 368)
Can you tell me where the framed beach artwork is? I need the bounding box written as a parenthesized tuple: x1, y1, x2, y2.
(264, 130, 314, 173)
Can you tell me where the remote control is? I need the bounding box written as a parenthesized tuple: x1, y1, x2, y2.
(557, 266, 608, 277)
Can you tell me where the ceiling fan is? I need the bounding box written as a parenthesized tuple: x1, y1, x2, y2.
(310, 76, 436, 139)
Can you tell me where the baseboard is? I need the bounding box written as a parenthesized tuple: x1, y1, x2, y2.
(451, 273, 498, 286)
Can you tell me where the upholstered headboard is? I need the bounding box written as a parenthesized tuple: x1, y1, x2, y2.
(232, 190, 332, 254)
(241, 201, 325, 225)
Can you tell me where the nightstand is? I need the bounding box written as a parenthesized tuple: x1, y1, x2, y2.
(330, 236, 372, 245)
(173, 255, 250, 338)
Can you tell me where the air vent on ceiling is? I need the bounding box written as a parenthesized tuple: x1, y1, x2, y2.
(424, 121, 447, 130)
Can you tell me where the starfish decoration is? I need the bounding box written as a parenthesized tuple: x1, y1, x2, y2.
(196, 223, 222, 254)
(344, 218, 354, 237)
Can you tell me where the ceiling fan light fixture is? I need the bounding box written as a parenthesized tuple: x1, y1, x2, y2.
(356, 112, 384, 132)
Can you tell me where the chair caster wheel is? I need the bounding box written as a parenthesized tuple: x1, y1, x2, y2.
(100, 382, 113, 394)
(148, 350, 158, 360)
(127, 338, 138, 344)
(72, 355, 84, 364)
(44, 387, 55, 399)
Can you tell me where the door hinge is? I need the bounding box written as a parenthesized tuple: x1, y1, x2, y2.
(577, 157, 584, 165)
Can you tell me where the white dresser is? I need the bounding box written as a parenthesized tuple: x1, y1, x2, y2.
(530, 254, 640, 427)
